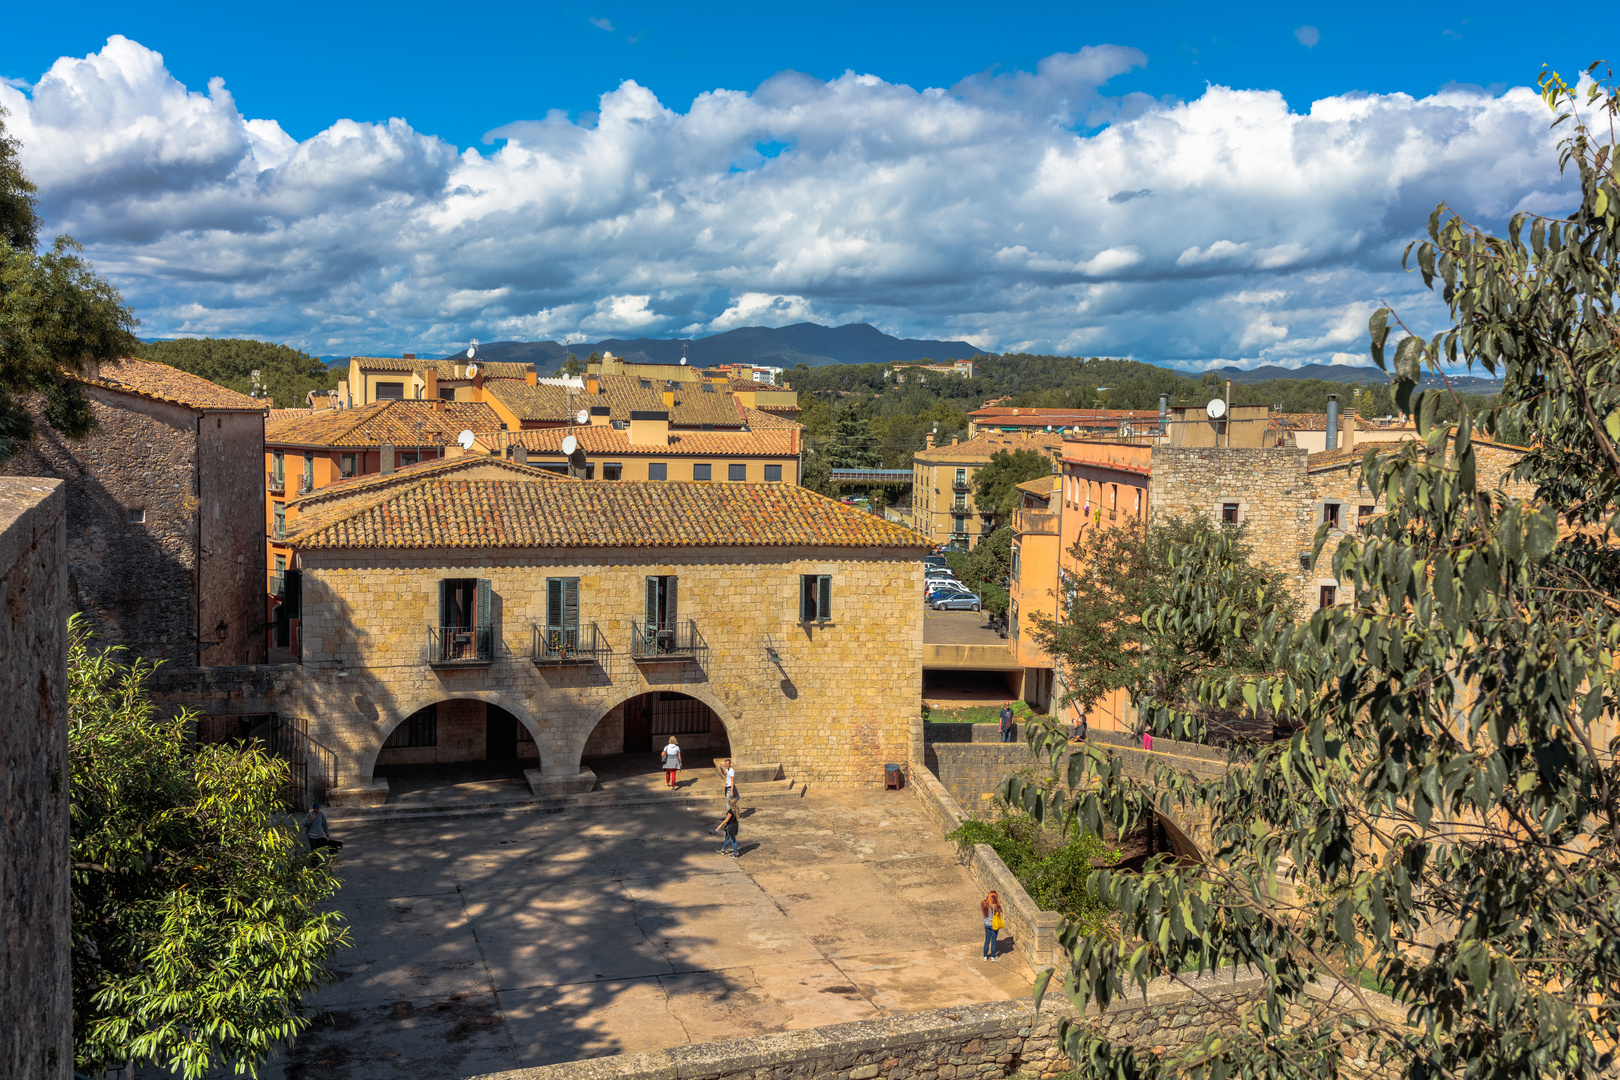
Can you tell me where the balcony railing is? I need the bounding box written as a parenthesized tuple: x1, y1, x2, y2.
(298, 477, 315, 496)
(428, 625, 494, 665)
(269, 569, 285, 596)
(631, 619, 705, 662)
(532, 623, 603, 664)
(267, 471, 285, 494)
(953, 479, 970, 492)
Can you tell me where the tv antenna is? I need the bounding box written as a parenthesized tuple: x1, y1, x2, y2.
(457, 429, 476, 450)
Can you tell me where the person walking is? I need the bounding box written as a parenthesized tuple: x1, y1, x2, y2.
(661, 736, 683, 788)
(722, 758, 737, 801)
(981, 891, 1004, 960)
(715, 802, 740, 858)
(998, 703, 1015, 743)
(305, 803, 342, 860)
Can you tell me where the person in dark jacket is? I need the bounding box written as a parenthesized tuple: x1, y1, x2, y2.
(999, 703, 1015, 743)
(305, 804, 342, 860)
(715, 804, 740, 858)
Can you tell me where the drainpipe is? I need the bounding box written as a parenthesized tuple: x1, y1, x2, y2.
(1326, 395, 1339, 452)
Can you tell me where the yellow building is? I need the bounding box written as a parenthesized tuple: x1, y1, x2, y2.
(341, 354, 536, 406)
(480, 414, 802, 483)
(909, 430, 1065, 548)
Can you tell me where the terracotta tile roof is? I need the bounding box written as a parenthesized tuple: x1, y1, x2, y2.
(741, 406, 803, 431)
(591, 375, 747, 428)
(349, 356, 419, 371)
(293, 454, 573, 509)
(481, 380, 574, 422)
(269, 408, 313, 421)
(1015, 474, 1062, 497)
(1306, 435, 1527, 473)
(89, 358, 266, 411)
(913, 430, 1066, 464)
(265, 400, 504, 449)
(970, 407, 1158, 424)
(431, 360, 532, 380)
(288, 478, 928, 551)
(480, 426, 798, 458)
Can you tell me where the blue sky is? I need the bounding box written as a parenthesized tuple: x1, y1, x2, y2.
(0, 2, 1598, 365)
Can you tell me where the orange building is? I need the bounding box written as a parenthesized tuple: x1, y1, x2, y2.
(1007, 474, 1061, 705)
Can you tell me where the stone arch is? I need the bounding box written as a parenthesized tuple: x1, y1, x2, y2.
(359, 689, 547, 784)
(572, 683, 742, 769)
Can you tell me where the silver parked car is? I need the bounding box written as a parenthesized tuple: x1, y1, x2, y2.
(930, 590, 982, 612)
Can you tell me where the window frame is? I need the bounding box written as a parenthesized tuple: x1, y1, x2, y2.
(764, 464, 783, 482)
(727, 463, 747, 481)
(800, 574, 832, 623)
(648, 462, 668, 481)
(692, 463, 712, 481)
(603, 463, 624, 480)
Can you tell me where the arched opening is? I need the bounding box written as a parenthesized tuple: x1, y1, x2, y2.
(581, 691, 731, 793)
(373, 699, 541, 805)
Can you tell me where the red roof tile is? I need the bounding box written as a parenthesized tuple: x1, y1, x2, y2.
(89, 358, 265, 411)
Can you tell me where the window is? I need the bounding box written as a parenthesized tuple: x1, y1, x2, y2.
(954, 515, 967, 534)
(603, 463, 624, 480)
(272, 502, 285, 540)
(545, 577, 580, 649)
(375, 381, 405, 399)
(1323, 502, 1342, 529)
(1010, 545, 1021, 582)
(644, 575, 679, 645)
(1135, 489, 1143, 518)
(800, 574, 832, 622)
(728, 463, 747, 481)
(437, 577, 493, 660)
(764, 464, 782, 482)
(693, 463, 712, 481)
(270, 451, 284, 488)
(1358, 505, 1376, 532)
(384, 705, 437, 748)
(954, 468, 967, 487)
(1319, 584, 1338, 609)
(400, 451, 420, 466)
(439, 387, 455, 400)
(302, 452, 315, 490)
(953, 495, 967, 511)
(1222, 502, 1239, 524)
(1010, 599, 1019, 641)
(128, 507, 146, 524)
(648, 462, 668, 481)
(540, 464, 569, 476)
(339, 453, 357, 478)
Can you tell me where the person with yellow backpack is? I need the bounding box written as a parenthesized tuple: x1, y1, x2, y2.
(981, 891, 1003, 961)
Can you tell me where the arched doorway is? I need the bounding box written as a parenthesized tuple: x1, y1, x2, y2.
(581, 691, 731, 792)
(373, 699, 541, 805)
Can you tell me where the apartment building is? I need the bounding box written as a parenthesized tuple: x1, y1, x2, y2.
(909, 431, 1064, 548)
(482, 416, 801, 483)
(967, 406, 1158, 438)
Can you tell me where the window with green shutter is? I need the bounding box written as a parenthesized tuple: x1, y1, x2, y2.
(800, 574, 832, 623)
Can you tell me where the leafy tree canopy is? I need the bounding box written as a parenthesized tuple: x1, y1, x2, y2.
(946, 524, 1014, 616)
(69, 616, 349, 1078)
(0, 108, 139, 462)
(974, 448, 1055, 523)
(136, 337, 337, 410)
(1011, 67, 1620, 1080)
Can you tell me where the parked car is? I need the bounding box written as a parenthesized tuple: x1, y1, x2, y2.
(924, 574, 962, 593)
(930, 590, 982, 612)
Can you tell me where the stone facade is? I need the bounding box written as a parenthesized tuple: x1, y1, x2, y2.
(0, 386, 266, 664)
(292, 546, 923, 792)
(0, 477, 71, 1080)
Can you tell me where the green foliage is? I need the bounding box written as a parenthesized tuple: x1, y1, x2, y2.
(0, 110, 140, 462)
(946, 523, 1013, 616)
(928, 699, 1037, 724)
(137, 337, 337, 410)
(973, 448, 1054, 523)
(1009, 67, 1620, 1080)
(68, 615, 349, 1078)
(1031, 517, 1297, 737)
(948, 812, 1120, 935)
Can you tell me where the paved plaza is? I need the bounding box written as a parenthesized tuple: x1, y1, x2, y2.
(264, 786, 1032, 1079)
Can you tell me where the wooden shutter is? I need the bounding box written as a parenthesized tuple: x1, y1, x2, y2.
(799, 576, 812, 622)
(547, 579, 563, 629)
(563, 578, 579, 629)
(439, 579, 451, 629)
(665, 576, 678, 628)
(284, 569, 302, 618)
(817, 575, 832, 623)
(547, 578, 579, 629)
(475, 579, 492, 629)
(645, 576, 659, 631)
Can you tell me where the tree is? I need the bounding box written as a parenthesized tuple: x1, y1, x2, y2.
(69, 616, 349, 1078)
(974, 448, 1054, 524)
(136, 338, 337, 410)
(947, 524, 1013, 616)
(1011, 67, 1620, 1080)
(1029, 517, 1296, 737)
(559, 351, 585, 377)
(0, 110, 140, 463)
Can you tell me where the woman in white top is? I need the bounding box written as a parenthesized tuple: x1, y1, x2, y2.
(661, 737, 682, 788)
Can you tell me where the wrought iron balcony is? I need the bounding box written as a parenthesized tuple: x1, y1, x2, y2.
(631, 619, 705, 662)
(428, 624, 494, 665)
(269, 569, 285, 596)
(532, 623, 603, 665)
(267, 471, 285, 494)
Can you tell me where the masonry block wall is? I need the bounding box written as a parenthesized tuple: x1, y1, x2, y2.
(294, 546, 923, 788)
(0, 478, 71, 1080)
(196, 410, 268, 665)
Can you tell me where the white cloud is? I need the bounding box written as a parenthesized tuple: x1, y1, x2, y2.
(0, 36, 1573, 367)
(1295, 26, 1321, 48)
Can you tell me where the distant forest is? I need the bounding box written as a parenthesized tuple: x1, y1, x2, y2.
(137, 338, 338, 409)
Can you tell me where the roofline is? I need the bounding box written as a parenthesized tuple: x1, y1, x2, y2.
(83, 381, 269, 414)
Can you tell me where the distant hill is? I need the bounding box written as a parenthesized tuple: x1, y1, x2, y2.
(1219, 363, 1503, 392)
(434, 323, 981, 371)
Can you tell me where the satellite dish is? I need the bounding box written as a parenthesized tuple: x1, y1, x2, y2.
(575, 409, 590, 425)
(679, 357, 687, 365)
(457, 429, 476, 450)
(561, 434, 578, 456)
(465, 363, 479, 379)
(1206, 398, 1227, 419)
(466, 346, 476, 359)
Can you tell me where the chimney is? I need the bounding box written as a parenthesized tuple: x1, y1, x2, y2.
(514, 444, 528, 466)
(589, 406, 611, 426)
(380, 442, 395, 475)
(499, 431, 509, 456)
(952, 437, 959, 447)
(662, 390, 675, 408)
(585, 375, 601, 396)
(1326, 395, 1339, 451)
(337, 378, 349, 407)
(1158, 393, 1168, 433)
(432, 397, 445, 413)
(423, 368, 438, 400)
(402, 352, 415, 361)
(924, 431, 936, 450)
(525, 368, 538, 386)
(628, 410, 671, 446)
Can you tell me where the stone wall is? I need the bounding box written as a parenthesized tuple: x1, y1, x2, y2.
(0, 477, 71, 1080)
(1, 387, 201, 661)
(293, 545, 924, 790)
(196, 409, 267, 665)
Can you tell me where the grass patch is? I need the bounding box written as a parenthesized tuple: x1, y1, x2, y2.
(926, 700, 1038, 725)
(948, 811, 1119, 934)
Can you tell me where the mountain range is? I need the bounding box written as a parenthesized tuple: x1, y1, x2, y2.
(1218, 363, 1503, 391)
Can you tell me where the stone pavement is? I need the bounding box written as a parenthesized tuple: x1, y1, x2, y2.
(922, 608, 1005, 647)
(258, 787, 1033, 1079)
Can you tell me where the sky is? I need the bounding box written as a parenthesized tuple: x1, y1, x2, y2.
(0, 2, 1603, 367)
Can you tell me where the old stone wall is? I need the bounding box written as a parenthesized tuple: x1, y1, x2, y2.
(292, 545, 924, 789)
(196, 409, 267, 665)
(0, 477, 71, 1080)
(0, 387, 200, 661)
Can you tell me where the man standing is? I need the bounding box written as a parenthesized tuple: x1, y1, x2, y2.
(305, 803, 342, 859)
(998, 702, 1015, 743)
(723, 758, 737, 801)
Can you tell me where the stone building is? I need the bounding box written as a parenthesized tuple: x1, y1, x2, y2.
(281, 462, 928, 802)
(910, 431, 1064, 549)
(1, 359, 269, 664)
(966, 405, 1156, 438)
(0, 478, 70, 1080)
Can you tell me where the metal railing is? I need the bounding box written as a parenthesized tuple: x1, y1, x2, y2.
(631, 619, 705, 661)
(269, 569, 285, 596)
(261, 715, 338, 812)
(428, 624, 494, 664)
(532, 623, 602, 664)
(299, 476, 315, 495)
(267, 471, 285, 494)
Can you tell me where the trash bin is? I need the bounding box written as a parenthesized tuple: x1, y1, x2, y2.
(884, 763, 904, 790)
